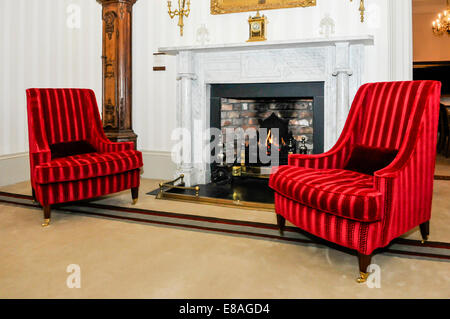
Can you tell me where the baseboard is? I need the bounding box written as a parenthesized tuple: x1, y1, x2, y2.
(0, 150, 176, 187)
(0, 152, 30, 187)
(141, 150, 176, 181)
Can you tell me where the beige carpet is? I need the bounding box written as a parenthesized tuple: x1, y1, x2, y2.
(0, 161, 449, 298)
(436, 154, 450, 177)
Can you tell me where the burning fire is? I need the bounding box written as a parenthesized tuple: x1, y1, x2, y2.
(265, 129, 285, 155)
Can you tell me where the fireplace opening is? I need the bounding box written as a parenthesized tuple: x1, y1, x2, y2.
(210, 82, 324, 184)
(150, 82, 324, 208)
(221, 98, 313, 168)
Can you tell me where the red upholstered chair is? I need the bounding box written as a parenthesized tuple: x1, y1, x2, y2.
(269, 81, 441, 282)
(26, 88, 143, 227)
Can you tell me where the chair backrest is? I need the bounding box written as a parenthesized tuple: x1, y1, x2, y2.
(349, 81, 441, 150)
(26, 88, 100, 145)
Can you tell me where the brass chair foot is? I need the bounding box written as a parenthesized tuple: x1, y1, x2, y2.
(356, 272, 369, 283)
(421, 235, 428, 244)
(42, 218, 50, 227)
(132, 198, 138, 205)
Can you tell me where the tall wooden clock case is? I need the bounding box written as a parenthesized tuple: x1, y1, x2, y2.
(97, 0, 138, 145)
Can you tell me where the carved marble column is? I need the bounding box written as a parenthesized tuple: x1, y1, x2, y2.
(97, 0, 137, 145)
(176, 51, 197, 186)
(333, 42, 353, 135)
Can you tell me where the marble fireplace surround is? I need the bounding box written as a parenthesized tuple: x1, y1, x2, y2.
(159, 35, 374, 186)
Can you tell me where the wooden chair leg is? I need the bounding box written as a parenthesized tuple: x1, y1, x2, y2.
(437, 131, 442, 152)
(419, 221, 429, 243)
(446, 136, 450, 158)
(32, 188, 37, 202)
(131, 187, 139, 205)
(443, 135, 448, 155)
(42, 206, 51, 227)
(276, 214, 286, 236)
(357, 253, 372, 283)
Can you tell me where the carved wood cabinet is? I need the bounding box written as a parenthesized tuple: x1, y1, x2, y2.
(97, 0, 137, 145)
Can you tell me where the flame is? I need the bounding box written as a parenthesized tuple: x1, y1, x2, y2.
(265, 129, 286, 155)
(266, 129, 273, 145)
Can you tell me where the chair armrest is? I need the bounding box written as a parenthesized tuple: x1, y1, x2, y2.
(26, 90, 51, 156)
(91, 136, 135, 153)
(288, 139, 352, 169)
(30, 150, 51, 167)
(85, 99, 135, 152)
(372, 143, 430, 246)
(26, 91, 51, 166)
(373, 117, 437, 247)
(28, 150, 51, 189)
(374, 123, 425, 180)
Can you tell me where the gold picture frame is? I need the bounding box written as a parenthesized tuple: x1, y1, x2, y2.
(211, 0, 316, 15)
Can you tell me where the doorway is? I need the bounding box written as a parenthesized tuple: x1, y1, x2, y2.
(413, 0, 450, 177)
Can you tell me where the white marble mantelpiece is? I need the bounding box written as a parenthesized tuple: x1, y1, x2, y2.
(159, 35, 374, 186)
(159, 36, 374, 55)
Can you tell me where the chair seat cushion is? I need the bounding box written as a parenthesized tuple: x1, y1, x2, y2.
(269, 166, 382, 222)
(35, 150, 143, 184)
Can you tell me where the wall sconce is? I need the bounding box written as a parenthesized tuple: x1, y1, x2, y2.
(350, 0, 365, 22)
(168, 0, 191, 36)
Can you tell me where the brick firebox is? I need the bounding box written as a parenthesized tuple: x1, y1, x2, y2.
(220, 98, 314, 152)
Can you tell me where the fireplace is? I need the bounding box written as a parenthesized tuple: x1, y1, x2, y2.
(155, 37, 373, 207)
(158, 36, 373, 188)
(209, 82, 324, 183)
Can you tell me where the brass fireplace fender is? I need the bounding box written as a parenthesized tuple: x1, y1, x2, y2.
(155, 174, 275, 211)
(157, 174, 200, 199)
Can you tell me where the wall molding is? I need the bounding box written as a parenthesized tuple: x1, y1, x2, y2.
(0, 150, 175, 187)
(0, 152, 30, 187)
(141, 150, 176, 180)
(0, 152, 28, 160)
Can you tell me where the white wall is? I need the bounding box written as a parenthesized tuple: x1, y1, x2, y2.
(0, 0, 413, 185)
(0, 0, 101, 185)
(0, 0, 102, 157)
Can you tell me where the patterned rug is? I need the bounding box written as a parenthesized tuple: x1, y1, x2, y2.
(435, 175, 450, 180)
(1, 190, 449, 262)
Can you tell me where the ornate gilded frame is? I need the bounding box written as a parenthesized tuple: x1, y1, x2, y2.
(211, 0, 316, 15)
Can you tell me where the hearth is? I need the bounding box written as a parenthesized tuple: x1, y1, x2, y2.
(149, 177, 275, 211)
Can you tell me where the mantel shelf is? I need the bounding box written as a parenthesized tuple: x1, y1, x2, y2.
(158, 35, 374, 55)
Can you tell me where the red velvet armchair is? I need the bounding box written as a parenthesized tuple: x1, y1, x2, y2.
(26, 88, 143, 226)
(269, 81, 441, 282)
